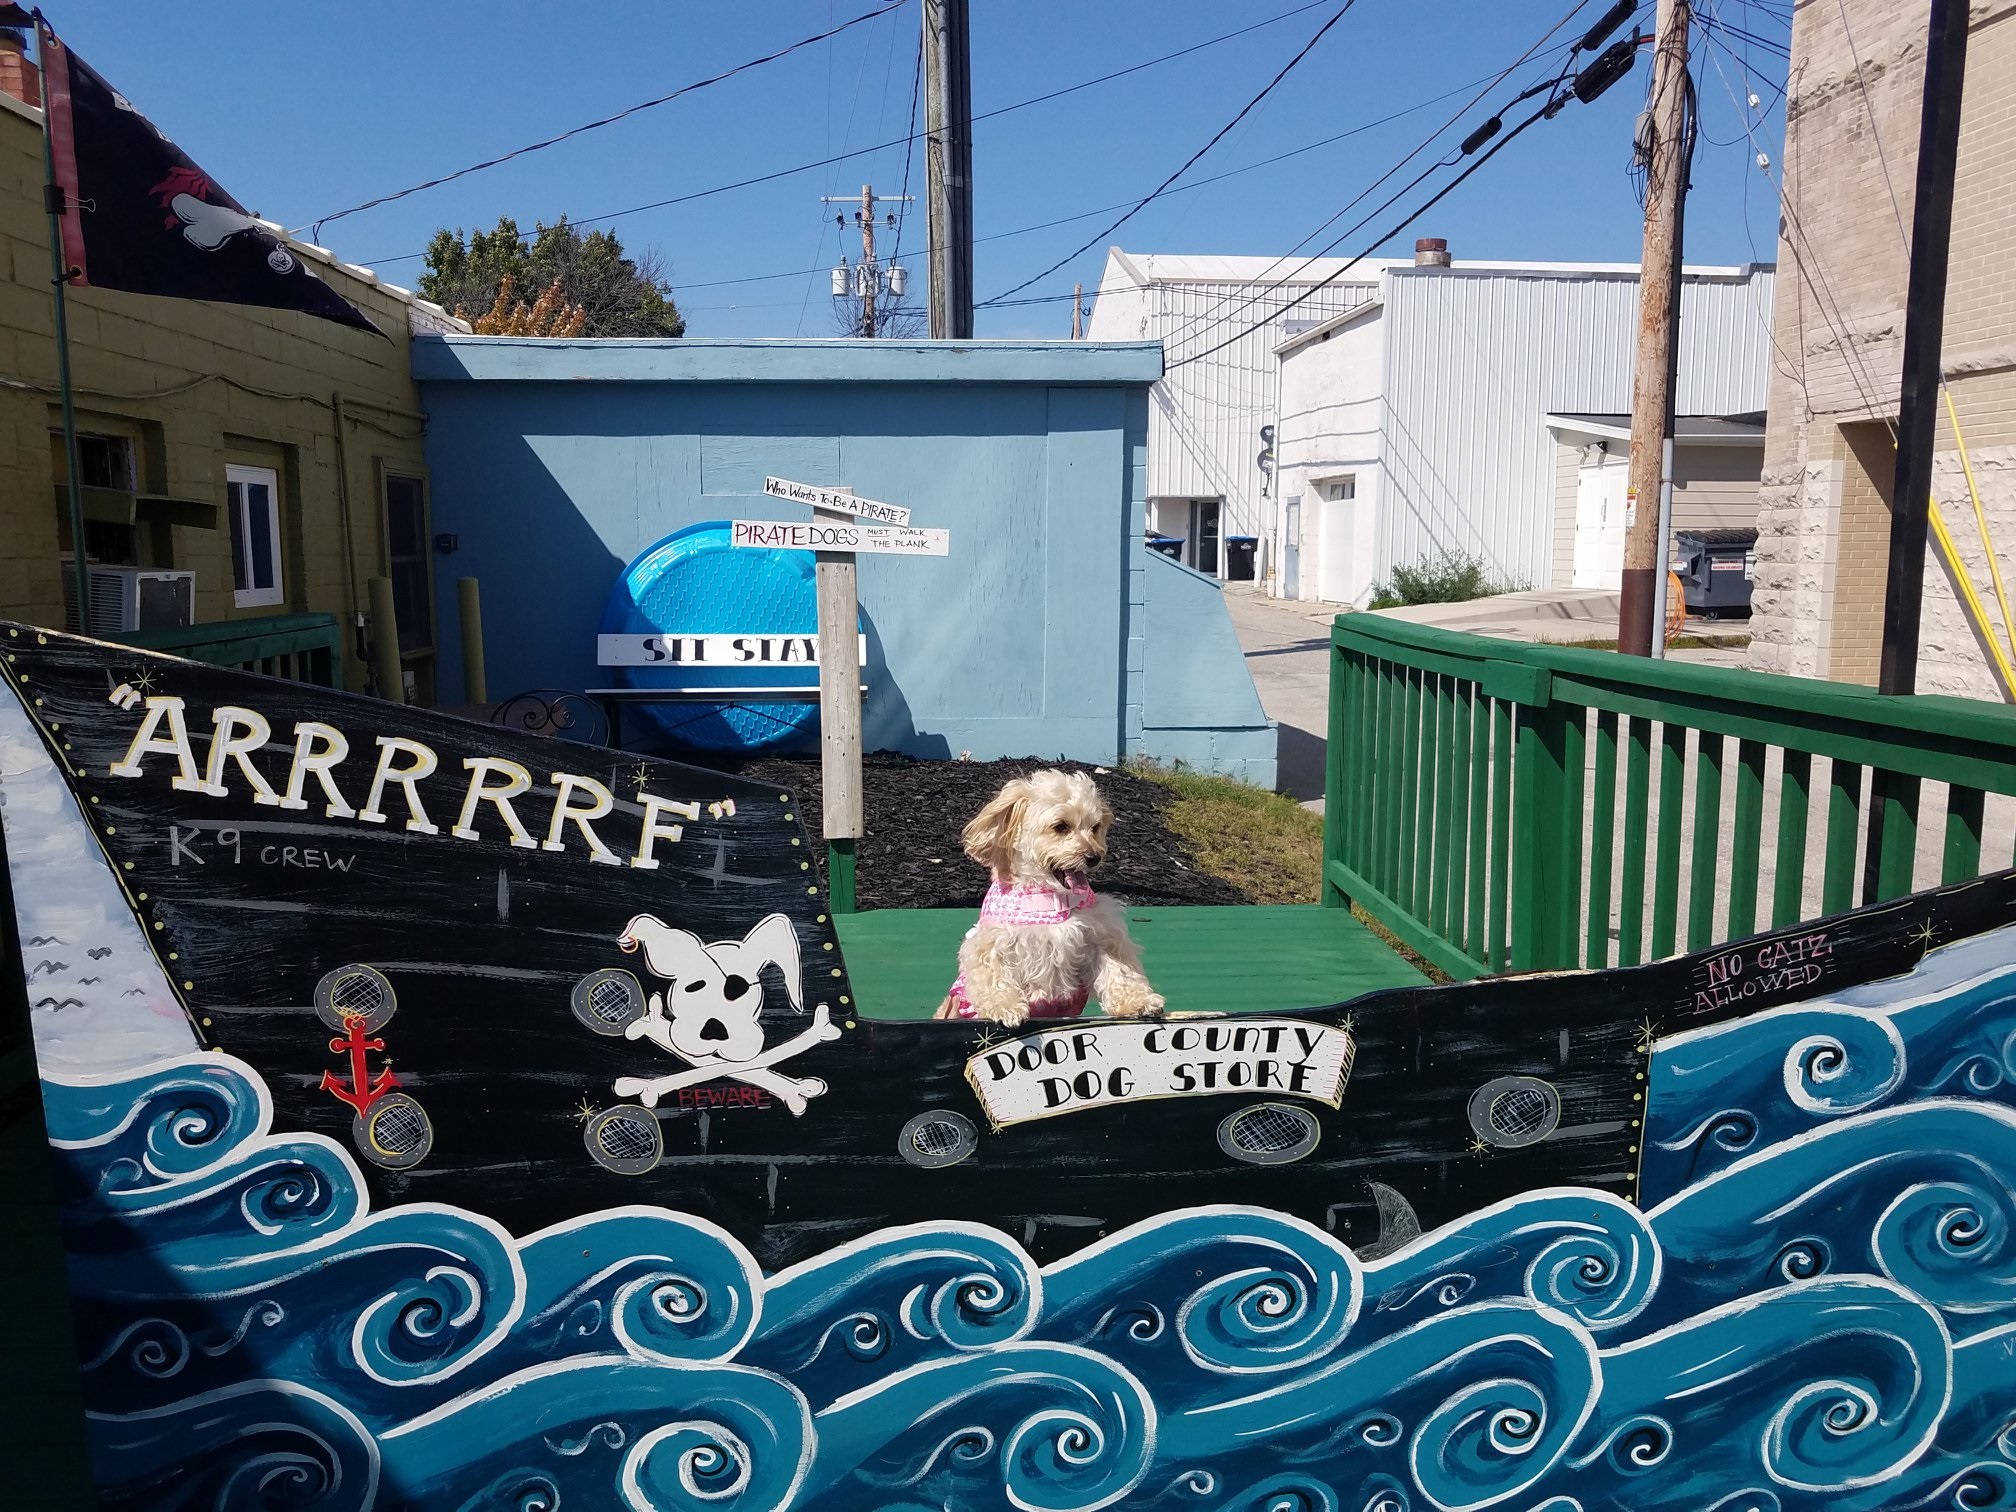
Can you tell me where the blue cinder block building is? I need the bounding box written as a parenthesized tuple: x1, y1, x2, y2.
(414, 337, 1276, 785)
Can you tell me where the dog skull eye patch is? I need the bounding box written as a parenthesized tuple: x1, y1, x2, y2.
(721, 974, 753, 999)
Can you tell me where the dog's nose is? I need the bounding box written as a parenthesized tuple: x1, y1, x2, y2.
(698, 1017, 732, 1043)
(1083, 850, 1105, 869)
(721, 973, 752, 999)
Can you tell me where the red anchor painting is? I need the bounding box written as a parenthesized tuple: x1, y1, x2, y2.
(321, 1012, 398, 1117)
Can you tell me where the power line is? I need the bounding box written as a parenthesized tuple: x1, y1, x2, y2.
(1163, 16, 1648, 365)
(1153, 0, 1616, 351)
(303, 0, 906, 240)
(983, 0, 1362, 307)
(1694, 10, 1789, 58)
(1694, 0, 1895, 431)
(1169, 98, 1564, 371)
(1156, 86, 1571, 355)
(657, 72, 1509, 307)
(359, 0, 1338, 269)
(1832, 0, 1909, 248)
(891, 26, 924, 268)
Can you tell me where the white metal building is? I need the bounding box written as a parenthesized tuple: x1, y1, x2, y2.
(1084, 249, 1406, 578)
(1270, 251, 1777, 605)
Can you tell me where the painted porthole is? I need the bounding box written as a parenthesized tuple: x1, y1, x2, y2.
(572, 968, 647, 1037)
(898, 1110, 979, 1169)
(586, 1105, 664, 1175)
(354, 1093, 432, 1170)
(1466, 1076, 1563, 1149)
(1217, 1102, 1322, 1165)
(314, 964, 396, 1033)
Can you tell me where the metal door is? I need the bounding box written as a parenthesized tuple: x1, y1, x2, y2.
(1571, 452, 1629, 588)
(1191, 500, 1222, 576)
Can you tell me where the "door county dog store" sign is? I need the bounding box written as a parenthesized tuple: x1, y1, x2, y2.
(965, 1018, 1356, 1128)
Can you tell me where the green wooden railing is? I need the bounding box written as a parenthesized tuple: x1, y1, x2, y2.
(1323, 613, 2016, 980)
(118, 612, 343, 688)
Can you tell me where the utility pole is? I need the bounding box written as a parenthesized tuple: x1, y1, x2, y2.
(823, 184, 911, 338)
(858, 183, 878, 338)
(923, 0, 973, 338)
(1071, 283, 1084, 340)
(1878, 0, 1969, 699)
(1864, 0, 1970, 902)
(1617, 0, 1691, 656)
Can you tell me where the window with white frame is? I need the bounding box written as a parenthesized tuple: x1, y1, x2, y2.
(1319, 475, 1357, 502)
(226, 463, 283, 608)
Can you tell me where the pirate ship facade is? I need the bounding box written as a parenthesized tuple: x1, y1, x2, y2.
(9, 622, 2016, 1511)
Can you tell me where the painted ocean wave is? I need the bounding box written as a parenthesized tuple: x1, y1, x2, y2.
(1037, 1208, 1359, 1377)
(514, 1207, 763, 1368)
(744, 1221, 1041, 1405)
(43, 1038, 2016, 1510)
(1645, 925, 2016, 1198)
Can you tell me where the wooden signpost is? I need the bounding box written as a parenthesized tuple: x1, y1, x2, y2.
(746, 478, 949, 911)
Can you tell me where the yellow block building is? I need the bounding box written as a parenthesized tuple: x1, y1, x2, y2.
(0, 58, 463, 697)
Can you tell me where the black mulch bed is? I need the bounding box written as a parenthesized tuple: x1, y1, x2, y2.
(674, 750, 1249, 912)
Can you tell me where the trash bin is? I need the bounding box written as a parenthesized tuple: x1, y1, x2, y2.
(1147, 535, 1184, 561)
(1673, 527, 1759, 617)
(1225, 535, 1258, 582)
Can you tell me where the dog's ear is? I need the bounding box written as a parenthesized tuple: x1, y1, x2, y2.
(735, 913, 803, 1012)
(963, 779, 1031, 872)
(624, 918, 716, 986)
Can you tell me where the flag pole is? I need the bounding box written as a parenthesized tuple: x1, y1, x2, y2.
(32, 17, 89, 634)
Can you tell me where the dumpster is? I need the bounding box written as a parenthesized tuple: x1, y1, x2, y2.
(1225, 534, 1258, 582)
(1674, 527, 1758, 617)
(1147, 535, 1184, 561)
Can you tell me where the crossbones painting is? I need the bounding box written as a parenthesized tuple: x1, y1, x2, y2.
(608, 912, 839, 1116)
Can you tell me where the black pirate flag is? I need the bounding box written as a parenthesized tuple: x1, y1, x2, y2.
(34, 15, 382, 334)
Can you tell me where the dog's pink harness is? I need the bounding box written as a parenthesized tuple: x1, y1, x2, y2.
(945, 878, 1097, 1020)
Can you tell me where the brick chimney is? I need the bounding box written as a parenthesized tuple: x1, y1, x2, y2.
(1414, 237, 1451, 269)
(0, 28, 40, 110)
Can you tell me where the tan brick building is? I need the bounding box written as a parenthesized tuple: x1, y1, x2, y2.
(0, 55, 463, 697)
(1749, 0, 2016, 697)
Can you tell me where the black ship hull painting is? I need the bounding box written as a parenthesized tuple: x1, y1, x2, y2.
(10, 621, 2016, 1511)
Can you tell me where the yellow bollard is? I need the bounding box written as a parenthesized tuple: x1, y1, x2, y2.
(366, 575, 404, 705)
(457, 577, 487, 706)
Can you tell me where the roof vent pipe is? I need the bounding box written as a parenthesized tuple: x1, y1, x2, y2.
(1415, 237, 1451, 269)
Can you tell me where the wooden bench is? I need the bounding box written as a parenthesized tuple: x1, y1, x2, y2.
(837, 904, 1428, 1019)
(584, 683, 866, 746)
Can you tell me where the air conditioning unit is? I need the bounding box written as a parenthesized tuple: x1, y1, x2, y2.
(61, 566, 195, 636)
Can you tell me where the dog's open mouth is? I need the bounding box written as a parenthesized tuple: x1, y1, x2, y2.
(1053, 868, 1091, 890)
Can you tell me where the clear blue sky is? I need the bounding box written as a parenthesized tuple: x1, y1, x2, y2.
(48, 0, 1789, 339)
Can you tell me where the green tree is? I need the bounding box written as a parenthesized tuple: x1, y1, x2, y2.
(420, 217, 685, 338)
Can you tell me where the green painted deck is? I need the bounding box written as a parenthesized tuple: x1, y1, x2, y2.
(834, 904, 1428, 1020)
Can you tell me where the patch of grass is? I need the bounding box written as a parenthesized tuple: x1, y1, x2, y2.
(1133, 763, 1459, 982)
(1367, 550, 1523, 610)
(1129, 763, 1324, 904)
(1349, 904, 1452, 985)
(1553, 633, 1752, 652)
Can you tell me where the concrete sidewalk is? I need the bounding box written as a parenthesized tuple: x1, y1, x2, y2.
(1222, 584, 1753, 808)
(1221, 586, 1337, 808)
(1222, 584, 2004, 941)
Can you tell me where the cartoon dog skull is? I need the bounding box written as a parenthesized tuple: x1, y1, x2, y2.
(617, 912, 802, 1063)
